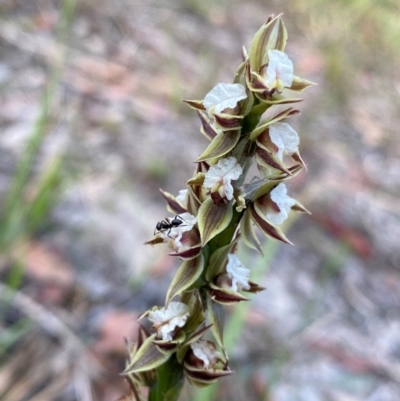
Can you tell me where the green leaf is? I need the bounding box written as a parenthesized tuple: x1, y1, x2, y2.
(197, 197, 233, 246)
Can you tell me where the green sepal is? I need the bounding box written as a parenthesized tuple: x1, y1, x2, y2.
(196, 130, 240, 162)
(249, 107, 299, 141)
(184, 323, 213, 346)
(176, 323, 213, 364)
(234, 61, 255, 118)
(256, 148, 292, 175)
(292, 200, 311, 215)
(180, 290, 206, 336)
(245, 164, 302, 194)
(159, 189, 186, 214)
(213, 114, 243, 131)
(182, 99, 206, 111)
(255, 90, 303, 105)
(289, 76, 317, 92)
(198, 111, 219, 141)
(240, 208, 263, 253)
(168, 245, 202, 260)
(123, 333, 172, 375)
(250, 203, 293, 245)
(208, 285, 250, 304)
(184, 365, 233, 388)
(165, 254, 204, 304)
(207, 296, 225, 352)
(248, 14, 287, 72)
(205, 242, 235, 282)
(197, 197, 233, 246)
(186, 172, 205, 186)
(249, 179, 279, 201)
(186, 185, 202, 216)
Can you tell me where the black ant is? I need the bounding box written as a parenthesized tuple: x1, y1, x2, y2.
(154, 215, 186, 238)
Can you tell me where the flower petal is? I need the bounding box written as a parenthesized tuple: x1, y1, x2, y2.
(266, 183, 296, 225)
(203, 157, 243, 201)
(269, 122, 299, 161)
(203, 83, 247, 114)
(264, 50, 294, 91)
(147, 302, 190, 341)
(226, 254, 251, 291)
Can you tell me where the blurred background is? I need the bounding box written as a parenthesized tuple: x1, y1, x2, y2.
(0, 0, 400, 400)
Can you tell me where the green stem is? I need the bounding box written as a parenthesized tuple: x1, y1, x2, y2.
(149, 354, 184, 401)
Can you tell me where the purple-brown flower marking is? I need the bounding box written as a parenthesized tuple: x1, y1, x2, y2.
(183, 339, 232, 387)
(209, 253, 265, 304)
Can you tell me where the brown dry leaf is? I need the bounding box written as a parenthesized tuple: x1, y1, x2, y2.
(94, 310, 139, 356)
(25, 241, 75, 287)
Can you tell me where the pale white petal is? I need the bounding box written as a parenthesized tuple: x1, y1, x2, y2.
(226, 253, 250, 291)
(203, 83, 247, 114)
(178, 213, 197, 231)
(203, 157, 243, 201)
(191, 340, 221, 369)
(269, 122, 299, 160)
(265, 50, 293, 90)
(176, 189, 188, 208)
(148, 302, 190, 341)
(266, 183, 296, 225)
